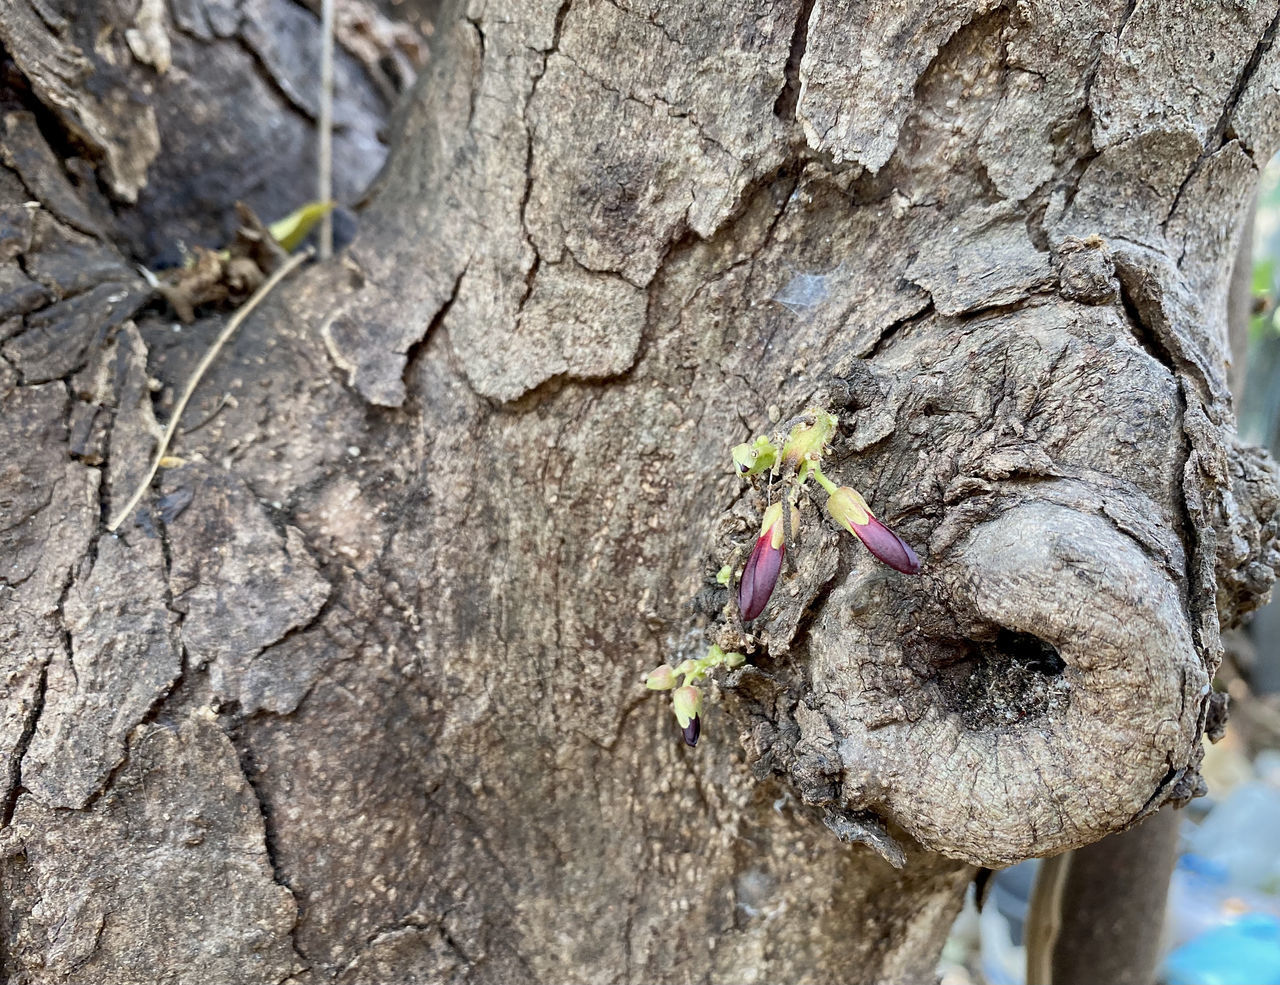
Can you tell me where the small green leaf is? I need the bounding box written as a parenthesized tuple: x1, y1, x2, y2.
(269, 201, 334, 252)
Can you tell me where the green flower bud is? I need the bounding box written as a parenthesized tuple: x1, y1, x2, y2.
(781, 409, 836, 471)
(732, 436, 779, 476)
(672, 685, 703, 729)
(645, 664, 677, 690)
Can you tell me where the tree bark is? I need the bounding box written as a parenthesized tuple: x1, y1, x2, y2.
(3, 1, 1280, 983)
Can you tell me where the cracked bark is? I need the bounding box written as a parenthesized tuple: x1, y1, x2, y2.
(2, 0, 1280, 983)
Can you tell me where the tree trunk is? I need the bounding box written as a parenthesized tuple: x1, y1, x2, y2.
(3, 1, 1280, 982)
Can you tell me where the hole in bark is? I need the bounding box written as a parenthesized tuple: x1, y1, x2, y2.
(993, 628, 1066, 674)
(932, 629, 1069, 730)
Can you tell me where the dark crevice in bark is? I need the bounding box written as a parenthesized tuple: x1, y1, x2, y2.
(1115, 0, 1139, 42)
(230, 729, 310, 972)
(1131, 761, 1182, 822)
(153, 501, 180, 616)
(402, 263, 466, 400)
(548, 0, 572, 53)
(0, 46, 119, 225)
(773, 0, 815, 121)
(994, 628, 1065, 674)
(1114, 269, 1205, 677)
(90, 393, 116, 543)
(952, 290, 1056, 324)
(1024, 185, 1054, 253)
(1163, 3, 1280, 231)
(1025, 107, 1097, 251)
(862, 300, 934, 360)
(1214, 4, 1280, 148)
(59, 380, 101, 690)
(518, 253, 540, 312)
(1050, 0, 1135, 233)
(821, 807, 908, 868)
(69, 616, 188, 810)
(1, 664, 46, 826)
(1115, 269, 1178, 378)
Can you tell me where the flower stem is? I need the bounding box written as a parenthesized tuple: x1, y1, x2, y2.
(810, 464, 839, 496)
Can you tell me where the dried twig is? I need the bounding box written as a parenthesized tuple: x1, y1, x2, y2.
(318, 0, 335, 259)
(107, 248, 314, 532)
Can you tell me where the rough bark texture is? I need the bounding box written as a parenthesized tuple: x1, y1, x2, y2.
(2, 0, 1280, 983)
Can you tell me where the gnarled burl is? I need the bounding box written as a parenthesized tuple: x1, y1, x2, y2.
(734, 278, 1278, 866)
(3, 0, 1280, 982)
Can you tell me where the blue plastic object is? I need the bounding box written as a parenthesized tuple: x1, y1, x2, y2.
(1164, 914, 1280, 985)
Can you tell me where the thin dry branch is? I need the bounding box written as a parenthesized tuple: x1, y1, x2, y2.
(318, 0, 335, 259)
(107, 248, 314, 532)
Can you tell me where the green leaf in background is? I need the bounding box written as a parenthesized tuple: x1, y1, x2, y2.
(269, 201, 334, 252)
(1253, 256, 1274, 297)
(1251, 259, 1276, 342)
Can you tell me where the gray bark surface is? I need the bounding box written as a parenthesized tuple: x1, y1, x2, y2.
(2, 0, 1280, 983)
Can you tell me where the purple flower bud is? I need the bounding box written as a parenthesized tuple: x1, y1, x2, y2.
(826, 487, 921, 574)
(682, 716, 701, 746)
(738, 502, 796, 621)
(856, 516, 920, 573)
(738, 529, 783, 621)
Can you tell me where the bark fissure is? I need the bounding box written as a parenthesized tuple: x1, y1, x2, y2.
(1163, 4, 1280, 229)
(0, 664, 46, 826)
(862, 301, 935, 360)
(773, 0, 816, 122)
(1115, 270, 1178, 377)
(402, 263, 466, 399)
(233, 34, 318, 124)
(231, 733, 308, 973)
(1112, 262, 1216, 766)
(465, 16, 487, 129)
(517, 0, 572, 249)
